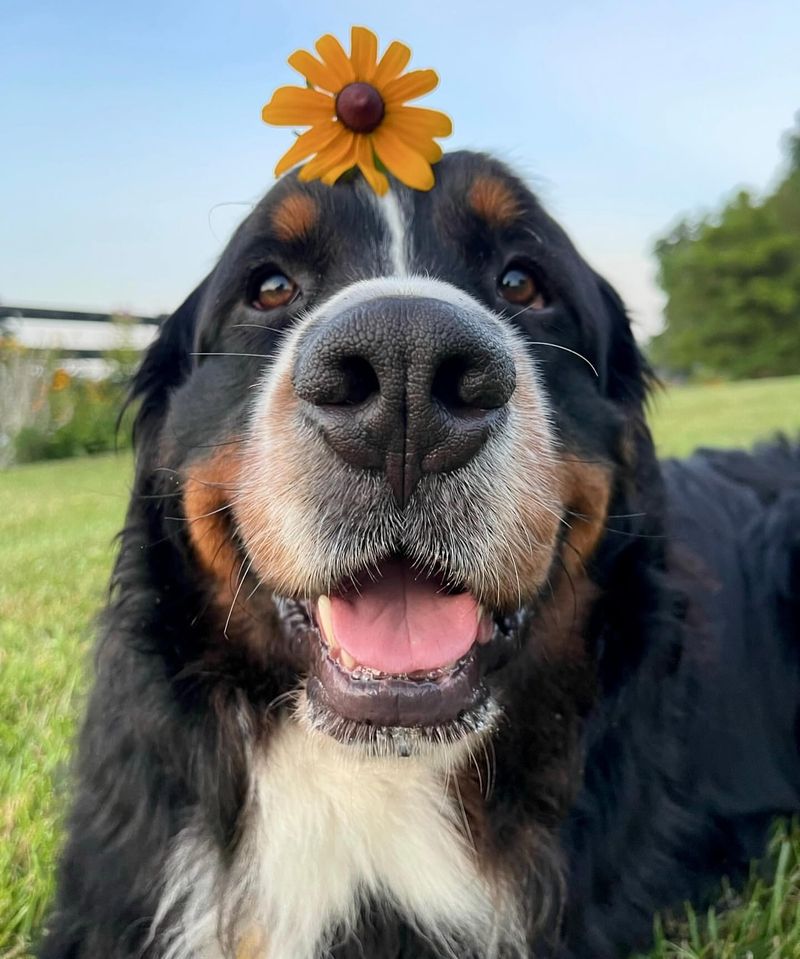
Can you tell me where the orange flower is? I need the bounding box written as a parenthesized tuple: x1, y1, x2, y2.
(51, 368, 71, 392)
(262, 27, 452, 195)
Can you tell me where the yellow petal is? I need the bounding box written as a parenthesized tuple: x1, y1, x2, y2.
(320, 159, 356, 186)
(371, 40, 412, 88)
(274, 120, 342, 176)
(381, 112, 446, 163)
(408, 136, 442, 164)
(262, 86, 335, 125)
(288, 50, 342, 93)
(298, 129, 356, 181)
(354, 136, 389, 195)
(350, 26, 378, 82)
(382, 69, 439, 106)
(371, 125, 434, 191)
(384, 105, 452, 138)
(315, 34, 356, 88)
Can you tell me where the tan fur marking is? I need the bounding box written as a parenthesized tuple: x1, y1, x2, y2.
(271, 193, 318, 243)
(558, 460, 612, 579)
(469, 176, 521, 228)
(236, 927, 267, 959)
(183, 444, 243, 595)
(536, 572, 600, 661)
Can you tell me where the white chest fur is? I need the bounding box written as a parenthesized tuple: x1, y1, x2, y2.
(153, 721, 519, 959)
(247, 722, 503, 959)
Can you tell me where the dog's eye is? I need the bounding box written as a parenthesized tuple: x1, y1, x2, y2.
(253, 272, 298, 310)
(498, 267, 545, 309)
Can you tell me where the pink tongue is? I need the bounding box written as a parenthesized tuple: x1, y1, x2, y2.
(328, 561, 480, 674)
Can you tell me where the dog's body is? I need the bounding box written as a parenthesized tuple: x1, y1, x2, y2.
(41, 153, 800, 959)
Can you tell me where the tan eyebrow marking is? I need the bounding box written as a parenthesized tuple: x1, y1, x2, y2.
(468, 176, 521, 228)
(271, 193, 319, 242)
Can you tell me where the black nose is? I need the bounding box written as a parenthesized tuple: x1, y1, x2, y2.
(292, 296, 516, 507)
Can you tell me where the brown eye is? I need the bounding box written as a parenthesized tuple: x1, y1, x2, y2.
(498, 267, 545, 308)
(254, 271, 298, 310)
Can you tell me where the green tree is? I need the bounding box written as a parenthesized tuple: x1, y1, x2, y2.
(651, 114, 800, 379)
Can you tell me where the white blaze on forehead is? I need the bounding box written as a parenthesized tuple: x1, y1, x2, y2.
(375, 190, 410, 276)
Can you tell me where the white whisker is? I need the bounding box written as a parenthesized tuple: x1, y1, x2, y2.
(527, 341, 599, 377)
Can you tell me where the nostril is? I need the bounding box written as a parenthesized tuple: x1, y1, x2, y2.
(333, 355, 380, 407)
(431, 356, 471, 411)
(432, 354, 515, 413)
(458, 366, 513, 409)
(293, 350, 380, 408)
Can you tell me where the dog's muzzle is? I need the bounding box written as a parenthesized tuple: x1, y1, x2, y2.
(234, 284, 561, 744)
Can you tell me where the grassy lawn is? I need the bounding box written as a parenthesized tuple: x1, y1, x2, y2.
(0, 456, 132, 956)
(648, 375, 800, 459)
(1, 376, 799, 958)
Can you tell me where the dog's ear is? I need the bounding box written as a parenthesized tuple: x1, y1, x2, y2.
(125, 278, 209, 455)
(592, 274, 663, 523)
(593, 273, 655, 411)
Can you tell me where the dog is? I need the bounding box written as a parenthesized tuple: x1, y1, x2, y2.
(40, 151, 800, 959)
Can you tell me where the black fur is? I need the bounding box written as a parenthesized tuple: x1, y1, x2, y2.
(40, 153, 800, 959)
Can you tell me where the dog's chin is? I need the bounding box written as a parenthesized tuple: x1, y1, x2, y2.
(272, 557, 530, 757)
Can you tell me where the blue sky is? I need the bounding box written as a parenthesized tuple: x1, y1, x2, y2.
(1, 0, 798, 336)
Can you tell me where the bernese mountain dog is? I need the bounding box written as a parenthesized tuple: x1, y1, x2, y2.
(40, 151, 800, 959)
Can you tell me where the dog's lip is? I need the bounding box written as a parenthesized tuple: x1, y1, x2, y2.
(307, 643, 486, 728)
(271, 591, 524, 730)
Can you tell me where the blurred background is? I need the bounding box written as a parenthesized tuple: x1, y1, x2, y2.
(1, 2, 799, 957)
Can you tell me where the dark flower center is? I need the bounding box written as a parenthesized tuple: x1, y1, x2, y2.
(336, 82, 385, 134)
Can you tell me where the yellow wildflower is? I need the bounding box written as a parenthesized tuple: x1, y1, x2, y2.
(262, 27, 452, 195)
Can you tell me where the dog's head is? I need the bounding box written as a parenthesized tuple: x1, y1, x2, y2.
(130, 151, 655, 756)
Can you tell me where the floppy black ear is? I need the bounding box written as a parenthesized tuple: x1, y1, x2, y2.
(591, 273, 665, 521)
(125, 278, 210, 455)
(594, 274, 655, 411)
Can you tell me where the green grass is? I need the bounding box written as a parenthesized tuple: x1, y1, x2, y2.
(0, 456, 132, 956)
(649, 375, 800, 458)
(1, 375, 800, 958)
(638, 821, 800, 959)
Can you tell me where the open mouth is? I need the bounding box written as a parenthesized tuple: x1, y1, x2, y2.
(275, 557, 526, 744)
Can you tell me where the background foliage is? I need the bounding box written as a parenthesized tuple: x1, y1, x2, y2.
(0, 324, 137, 468)
(651, 114, 800, 380)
